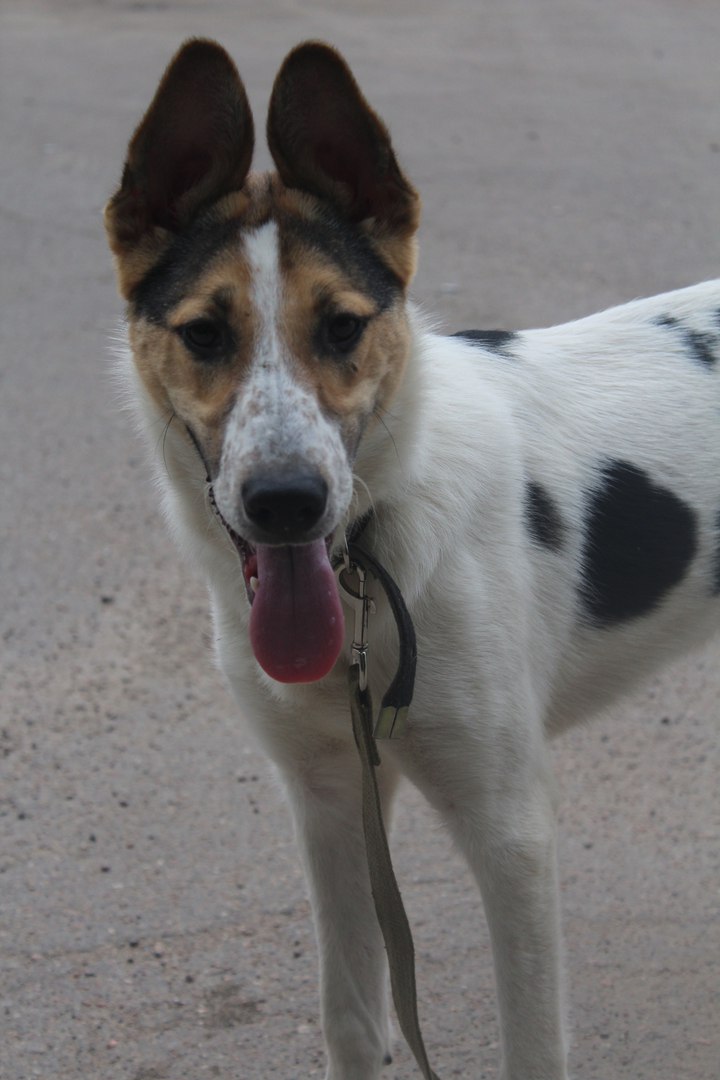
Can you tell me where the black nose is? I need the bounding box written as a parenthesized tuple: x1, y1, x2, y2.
(242, 472, 329, 541)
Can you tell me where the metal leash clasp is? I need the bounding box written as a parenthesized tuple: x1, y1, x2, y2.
(336, 551, 375, 691)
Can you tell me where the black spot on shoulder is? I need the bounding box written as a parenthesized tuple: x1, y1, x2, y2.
(525, 481, 565, 551)
(655, 314, 717, 368)
(580, 461, 698, 626)
(452, 329, 517, 356)
(686, 330, 716, 367)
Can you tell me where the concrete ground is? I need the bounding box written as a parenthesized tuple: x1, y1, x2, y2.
(1, 1, 718, 1078)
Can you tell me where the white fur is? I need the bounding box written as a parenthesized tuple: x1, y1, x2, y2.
(215, 222, 352, 541)
(127, 277, 720, 1080)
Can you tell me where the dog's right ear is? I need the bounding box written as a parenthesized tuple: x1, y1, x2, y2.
(267, 43, 420, 284)
(104, 39, 254, 298)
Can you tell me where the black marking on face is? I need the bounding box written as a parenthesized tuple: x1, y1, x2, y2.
(655, 315, 717, 368)
(453, 329, 517, 356)
(130, 212, 245, 323)
(280, 207, 403, 312)
(525, 481, 565, 551)
(580, 460, 698, 626)
(713, 508, 720, 596)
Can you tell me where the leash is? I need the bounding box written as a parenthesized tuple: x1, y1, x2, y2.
(336, 531, 441, 1080)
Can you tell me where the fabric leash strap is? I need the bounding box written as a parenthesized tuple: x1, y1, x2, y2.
(338, 520, 439, 1076)
(349, 667, 441, 1080)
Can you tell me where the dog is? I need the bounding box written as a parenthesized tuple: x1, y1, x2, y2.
(105, 38, 720, 1080)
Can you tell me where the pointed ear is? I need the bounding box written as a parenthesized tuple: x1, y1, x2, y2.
(105, 39, 254, 295)
(267, 43, 419, 236)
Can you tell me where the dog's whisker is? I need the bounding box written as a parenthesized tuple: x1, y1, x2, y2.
(372, 406, 400, 461)
(350, 474, 376, 521)
(158, 411, 177, 480)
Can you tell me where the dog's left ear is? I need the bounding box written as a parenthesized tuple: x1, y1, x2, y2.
(105, 39, 254, 298)
(267, 43, 420, 282)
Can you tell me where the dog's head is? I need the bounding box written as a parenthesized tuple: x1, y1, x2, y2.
(105, 40, 420, 683)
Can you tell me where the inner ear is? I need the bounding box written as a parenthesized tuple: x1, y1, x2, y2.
(267, 42, 418, 229)
(107, 39, 254, 245)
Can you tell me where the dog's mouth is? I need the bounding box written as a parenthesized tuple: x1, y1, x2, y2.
(208, 487, 345, 684)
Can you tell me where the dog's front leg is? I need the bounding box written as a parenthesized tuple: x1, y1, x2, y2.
(279, 748, 400, 1080)
(402, 731, 569, 1080)
(472, 792, 569, 1080)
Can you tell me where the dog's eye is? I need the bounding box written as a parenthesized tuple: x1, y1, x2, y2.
(179, 319, 227, 359)
(324, 314, 366, 353)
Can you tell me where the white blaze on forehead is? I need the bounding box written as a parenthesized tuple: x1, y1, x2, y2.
(245, 220, 284, 349)
(237, 220, 311, 457)
(214, 221, 353, 535)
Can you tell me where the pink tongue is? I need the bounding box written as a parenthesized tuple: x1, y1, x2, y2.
(249, 539, 345, 683)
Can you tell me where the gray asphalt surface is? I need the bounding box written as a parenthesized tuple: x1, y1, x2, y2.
(1, 2, 718, 1078)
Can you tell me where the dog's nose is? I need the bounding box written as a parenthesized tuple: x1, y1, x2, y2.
(242, 472, 329, 540)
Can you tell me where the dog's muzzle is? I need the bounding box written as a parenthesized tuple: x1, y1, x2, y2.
(209, 480, 345, 685)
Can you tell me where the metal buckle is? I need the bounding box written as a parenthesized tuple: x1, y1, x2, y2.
(336, 556, 375, 691)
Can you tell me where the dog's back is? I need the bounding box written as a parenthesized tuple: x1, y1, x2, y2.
(464, 282, 720, 726)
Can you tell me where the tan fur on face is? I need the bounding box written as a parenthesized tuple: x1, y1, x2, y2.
(273, 184, 419, 295)
(123, 176, 415, 474)
(273, 182, 415, 435)
(130, 319, 242, 473)
(279, 248, 411, 432)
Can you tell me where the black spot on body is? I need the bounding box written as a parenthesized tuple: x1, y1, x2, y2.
(655, 314, 717, 368)
(580, 461, 698, 626)
(685, 330, 716, 367)
(453, 329, 517, 355)
(525, 481, 565, 551)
